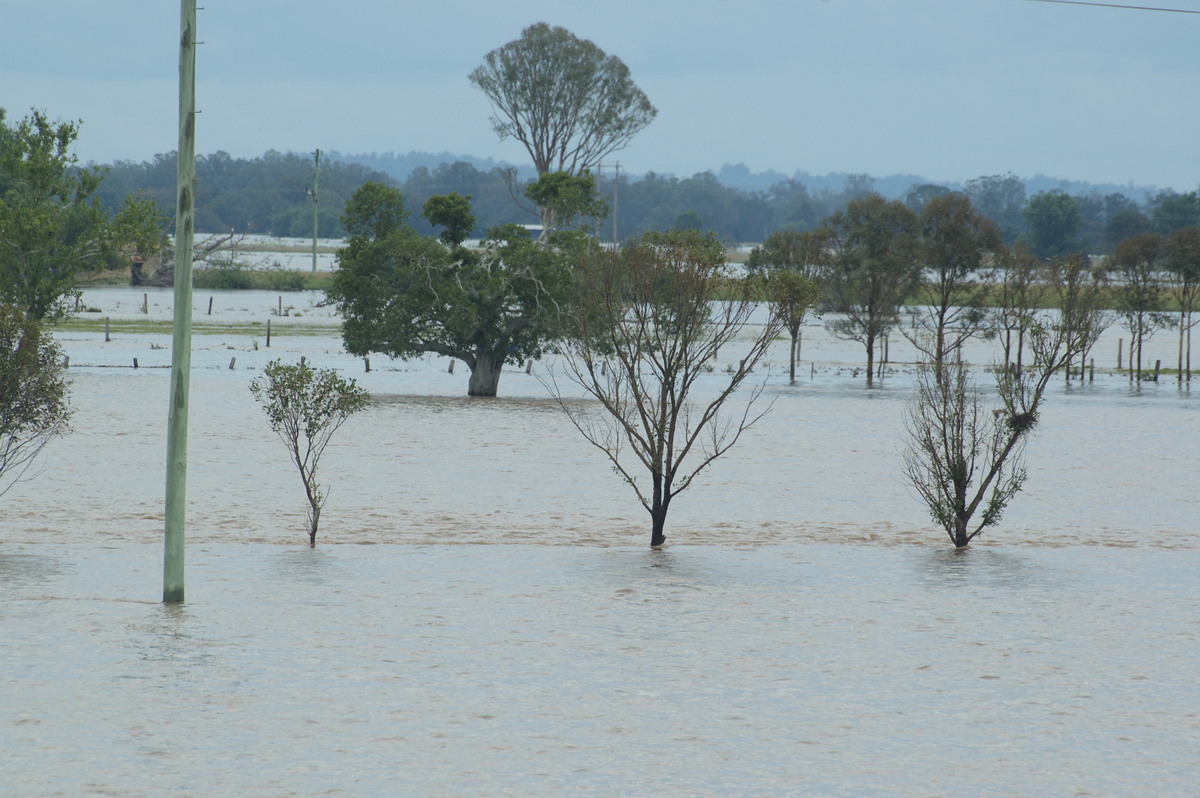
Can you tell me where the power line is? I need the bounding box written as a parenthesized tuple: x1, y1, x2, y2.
(1026, 0, 1200, 13)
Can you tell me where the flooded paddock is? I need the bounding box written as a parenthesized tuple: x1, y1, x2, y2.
(2, 288, 1197, 795)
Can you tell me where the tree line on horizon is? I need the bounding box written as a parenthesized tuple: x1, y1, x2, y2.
(89, 148, 1200, 259)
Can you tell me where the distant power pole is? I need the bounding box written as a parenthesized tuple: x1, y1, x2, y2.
(309, 149, 320, 272)
(612, 161, 620, 246)
(596, 161, 621, 246)
(164, 0, 197, 604)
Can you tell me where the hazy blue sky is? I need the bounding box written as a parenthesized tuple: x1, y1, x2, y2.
(3, 0, 1198, 190)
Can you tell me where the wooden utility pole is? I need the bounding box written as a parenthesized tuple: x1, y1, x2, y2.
(164, 0, 197, 604)
(310, 149, 320, 272)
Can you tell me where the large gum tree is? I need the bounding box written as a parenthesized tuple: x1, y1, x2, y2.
(328, 182, 579, 397)
(469, 22, 655, 230)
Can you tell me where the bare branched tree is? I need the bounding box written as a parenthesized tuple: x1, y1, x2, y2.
(541, 230, 783, 547)
(904, 304, 1104, 548)
(993, 245, 1042, 374)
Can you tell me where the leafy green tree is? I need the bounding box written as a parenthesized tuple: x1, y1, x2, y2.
(1164, 227, 1200, 382)
(523, 170, 609, 238)
(907, 193, 1002, 363)
(469, 23, 655, 232)
(902, 183, 952, 213)
(329, 183, 579, 396)
(1024, 190, 1084, 259)
(469, 23, 657, 178)
(823, 195, 921, 385)
(964, 173, 1026, 244)
(747, 228, 829, 382)
(249, 359, 369, 547)
(1105, 208, 1153, 251)
(672, 209, 704, 231)
(0, 109, 164, 320)
(760, 269, 821, 384)
(0, 305, 70, 497)
(542, 229, 783, 547)
(421, 191, 475, 247)
(1151, 190, 1200, 235)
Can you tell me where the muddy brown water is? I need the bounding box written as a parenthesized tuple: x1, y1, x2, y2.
(2, 288, 1197, 795)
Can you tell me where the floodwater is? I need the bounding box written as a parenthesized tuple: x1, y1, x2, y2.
(2, 287, 1198, 796)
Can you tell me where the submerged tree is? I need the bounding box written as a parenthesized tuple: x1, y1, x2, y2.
(906, 193, 1002, 363)
(823, 195, 921, 384)
(747, 228, 827, 383)
(993, 245, 1042, 374)
(1164, 226, 1200, 383)
(904, 306, 1105, 548)
(328, 182, 580, 396)
(1047, 253, 1110, 381)
(249, 359, 369, 547)
(1109, 234, 1170, 381)
(0, 305, 71, 497)
(542, 229, 783, 547)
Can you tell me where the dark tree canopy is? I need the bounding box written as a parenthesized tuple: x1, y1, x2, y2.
(469, 22, 657, 177)
(328, 182, 582, 397)
(1023, 190, 1084, 259)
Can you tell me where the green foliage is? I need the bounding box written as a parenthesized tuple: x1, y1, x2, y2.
(964, 173, 1026, 245)
(908, 192, 1002, 362)
(1151, 190, 1200, 236)
(823, 195, 921, 382)
(422, 192, 476, 247)
(0, 108, 165, 320)
(469, 22, 657, 176)
(329, 183, 582, 396)
(0, 305, 71, 496)
(1023, 190, 1084, 259)
(193, 262, 308, 291)
(249, 359, 369, 546)
(523, 171, 608, 235)
(94, 149, 393, 237)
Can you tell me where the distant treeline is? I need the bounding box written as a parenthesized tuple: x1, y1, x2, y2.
(92, 149, 1200, 255)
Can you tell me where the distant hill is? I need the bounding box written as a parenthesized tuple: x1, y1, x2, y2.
(324, 150, 536, 183)
(328, 151, 1165, 202)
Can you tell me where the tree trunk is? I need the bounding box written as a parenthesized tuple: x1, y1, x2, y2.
(650, 510, 667, 548)
(650, 475, 669, 547)
(308, 503, 320, 548)
(467, 353, 504, 397)
(865, 334, 876, 386)
(952, 517, 969, 548)
(789, 330, 798, 384)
